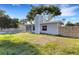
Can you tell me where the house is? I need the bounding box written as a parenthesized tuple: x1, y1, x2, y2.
(26, 14, 63, 35)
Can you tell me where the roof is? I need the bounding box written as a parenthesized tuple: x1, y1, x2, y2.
(25, 20, 63, 25)
(41, 20, 63, 24)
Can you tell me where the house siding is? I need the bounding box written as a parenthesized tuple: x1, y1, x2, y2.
(40, 23, 59, 35)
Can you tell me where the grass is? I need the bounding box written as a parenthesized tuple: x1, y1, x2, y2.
(0, 32, 79, 54)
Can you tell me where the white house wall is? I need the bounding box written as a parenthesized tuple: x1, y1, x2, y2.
(40, 23, 59, 35)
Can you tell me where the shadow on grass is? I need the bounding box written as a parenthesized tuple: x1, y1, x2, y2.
(36, 33, 79, 39)
(0, 40, 41, 55)
(53, 35, 79, 39)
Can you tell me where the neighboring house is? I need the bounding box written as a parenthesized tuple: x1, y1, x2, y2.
(26, 14, 63, 35)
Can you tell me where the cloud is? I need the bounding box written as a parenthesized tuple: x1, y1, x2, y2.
(60, 5, 79, 17)
(31, 4, 41, 6)
(58, 4, 70, 8)
(67, 17, 79, 22)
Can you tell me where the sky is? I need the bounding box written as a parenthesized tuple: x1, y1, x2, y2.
(0, 4, 32, 19)
(55, 4, 79, 23)
(0, 4, 79, 23)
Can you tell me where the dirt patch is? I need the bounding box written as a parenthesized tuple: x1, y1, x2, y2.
(33, 36, 58, 45)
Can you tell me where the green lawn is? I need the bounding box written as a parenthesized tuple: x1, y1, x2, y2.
(0, 32, 79, 55)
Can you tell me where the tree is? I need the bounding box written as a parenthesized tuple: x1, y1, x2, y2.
(0, 9, 19, 30)
(0, 15, 19, 30)
(74, 22, 79, 26)
(26, 5, 61, 24)
(62, 19, 66, 23)
(66, 21, 74, 26)
(61, 18, 66, 25)
(20, 19, 27, 24)
(0, 9, 7, 30)
(0, 15, 11, 30)
(0, 9, 6, 17)
(10, 18, 19, 28)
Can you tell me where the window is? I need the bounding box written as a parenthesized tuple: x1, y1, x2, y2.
(33, 25, 35, 30)
(42, 26, 47, 31)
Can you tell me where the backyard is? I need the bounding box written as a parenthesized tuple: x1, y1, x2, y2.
(0, 32, 79, 55)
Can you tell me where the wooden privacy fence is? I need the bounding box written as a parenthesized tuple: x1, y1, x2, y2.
(59, 26, 79, 37)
